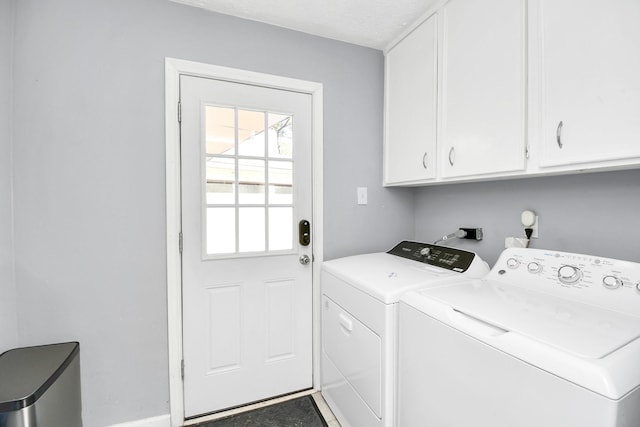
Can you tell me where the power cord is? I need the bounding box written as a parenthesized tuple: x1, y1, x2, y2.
(434, 228, 483, 245)
(434, 229, 467, 245)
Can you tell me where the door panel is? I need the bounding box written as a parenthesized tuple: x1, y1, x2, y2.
(384, 13, 438, 184)
(440, 0, 526, 178)
(539, 0, 640, 167)
(180, 75, 313, 417)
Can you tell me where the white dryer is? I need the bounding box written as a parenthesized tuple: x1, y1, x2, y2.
(399, 247, 640, 427)
(320, 241, 488, 427)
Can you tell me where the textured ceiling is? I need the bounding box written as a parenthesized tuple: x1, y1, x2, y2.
(170, 0, 441, 50)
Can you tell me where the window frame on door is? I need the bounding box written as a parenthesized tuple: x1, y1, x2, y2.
(201, 103, 299, 259)
(165, 58, 324, 427)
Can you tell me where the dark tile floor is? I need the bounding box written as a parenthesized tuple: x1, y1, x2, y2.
(190, 394, 339, 427)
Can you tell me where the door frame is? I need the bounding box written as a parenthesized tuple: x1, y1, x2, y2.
(165, 57, 324, 427)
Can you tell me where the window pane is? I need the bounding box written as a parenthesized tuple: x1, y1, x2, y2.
(238, 110, 265, 157)
(206, 106, 235, 155)
(202, 106, 298, 257)
(206, 208, 236, 254)
(206, 156, 235, 204)
(239, 208, 265, 252)
(268, 161, 293, 204)
(238, 159, 265, 204)
(269, 207, 293, 251)
(268, 113, 293, 159)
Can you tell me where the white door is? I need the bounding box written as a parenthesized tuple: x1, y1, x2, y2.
(180, 75, 313, 418)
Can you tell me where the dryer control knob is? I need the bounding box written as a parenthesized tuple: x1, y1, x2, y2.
(527, 262, 542, 274)
(635, 282, 640, 294)
(420, 247, 431, 257)
(506, 258, 520, 269)
(558, 265, 581, 285)
(602, 275, 622, 290)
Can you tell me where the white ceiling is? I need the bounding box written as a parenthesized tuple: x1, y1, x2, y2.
(170, 0, 440, 50)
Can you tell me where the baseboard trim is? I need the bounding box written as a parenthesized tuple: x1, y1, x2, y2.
(108, 414, 171, 427)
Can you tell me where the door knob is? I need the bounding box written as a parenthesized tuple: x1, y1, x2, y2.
(299, 255, 311, 265)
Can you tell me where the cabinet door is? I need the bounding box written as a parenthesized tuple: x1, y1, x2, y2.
(384, 15, 437, 185)
(539, 0, 640, 167)
(440, 0, 526, 179)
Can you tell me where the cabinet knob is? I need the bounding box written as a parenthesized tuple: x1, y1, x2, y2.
(556, 121, 564, 149)
(422, 152, 428, 169)
(448, 147, 455, 166)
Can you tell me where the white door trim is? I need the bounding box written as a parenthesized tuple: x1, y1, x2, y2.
(165, 57, 324, 427)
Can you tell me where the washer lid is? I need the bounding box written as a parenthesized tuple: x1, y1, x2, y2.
(420, 280, 640, 359)
(323, 253, 455, 304)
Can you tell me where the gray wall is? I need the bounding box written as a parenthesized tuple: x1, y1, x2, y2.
(0, 0, 18, 353)
(414, 169, 640, 266)
(10, 0, 412, 425)
(6, 1, 640, 425)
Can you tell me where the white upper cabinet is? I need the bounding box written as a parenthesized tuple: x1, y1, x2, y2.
(440, 0, 527, 179)
(537, 0, 640, 168)
(384, 14, 437, 185)
(383, 0, 640, 186)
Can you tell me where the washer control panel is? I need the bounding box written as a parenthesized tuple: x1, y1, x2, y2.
(490, 247, 640, 316)
(387, 241, 477, 273)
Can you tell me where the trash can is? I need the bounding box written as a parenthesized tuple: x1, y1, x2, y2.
(0, 342, 82, 427)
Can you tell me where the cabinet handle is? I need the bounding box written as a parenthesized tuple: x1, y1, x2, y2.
(448, 147, 455, 166)
(422, 152, 428, 169)
(556, 121, 564, 149)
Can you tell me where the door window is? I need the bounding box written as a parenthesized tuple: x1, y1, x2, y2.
(204, 106, 295, 256)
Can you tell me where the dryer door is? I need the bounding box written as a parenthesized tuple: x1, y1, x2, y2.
(322, 296, 382, 417)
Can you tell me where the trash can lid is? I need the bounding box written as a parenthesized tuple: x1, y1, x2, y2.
(0, 342, 79, 412)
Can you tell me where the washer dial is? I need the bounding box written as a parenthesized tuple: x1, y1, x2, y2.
(506, 258, 520, 269)
(527, 262, 542, 274)
(558, 265, 582, 285)
(602, 275, 622, 290)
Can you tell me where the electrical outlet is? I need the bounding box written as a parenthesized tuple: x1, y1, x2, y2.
(460, 228, 483, 240)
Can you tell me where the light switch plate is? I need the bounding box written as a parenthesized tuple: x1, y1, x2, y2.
(357, 187, 368, 205)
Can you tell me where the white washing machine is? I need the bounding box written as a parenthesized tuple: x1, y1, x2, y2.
(399, 247, 640, 427)
(320, 241, 488, 427)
